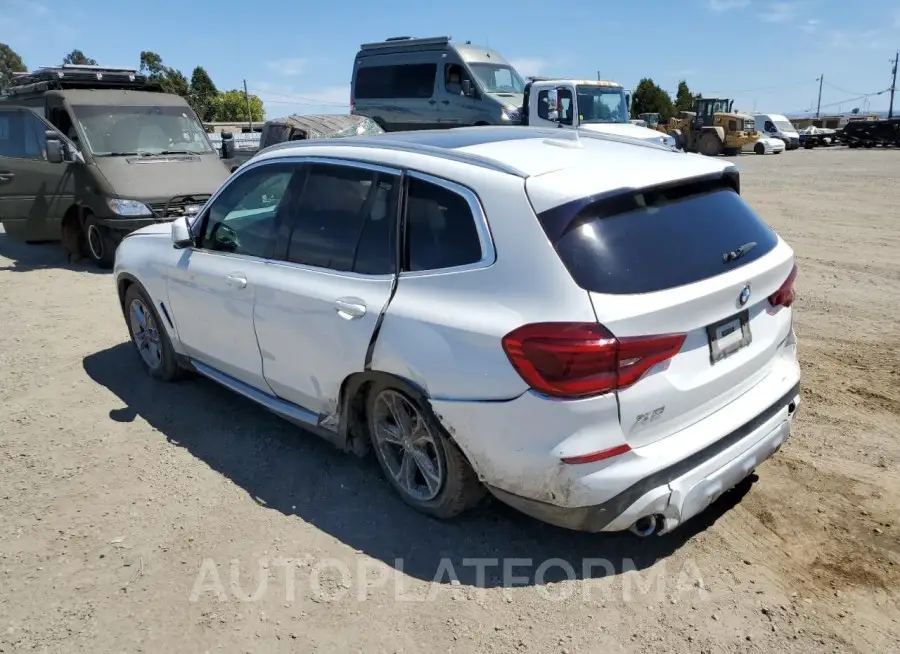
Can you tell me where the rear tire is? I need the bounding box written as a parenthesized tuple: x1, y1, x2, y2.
(83, 214, 115, 269)
(366, 381, 485, 519)
(724, 147, 741, 156)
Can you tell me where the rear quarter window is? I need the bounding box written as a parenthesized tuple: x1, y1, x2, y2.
(545, 187, 779, 295)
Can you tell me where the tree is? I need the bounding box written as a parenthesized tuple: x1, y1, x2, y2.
(189, 66, 219, 122)
(630, 78, 675, 121)
(0, 42, 27, 92)
(138, 50, 189, 98)
(674, 80, 695, 114)
(62, 50, 98, 66)
(212, 89, 264, 122)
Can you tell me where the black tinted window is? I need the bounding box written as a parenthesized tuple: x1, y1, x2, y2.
(546, 188, 778, 294)
(405, 178, 482, 272)
(0, 109, 47, 160)
(200, 163, 298, 258)
(355, 64, 437, 99)
(287, 164, 398, 274)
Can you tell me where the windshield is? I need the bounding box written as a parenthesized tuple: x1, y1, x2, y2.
(774, 119, 796, 131)
(575, 85, 629, 124)
(72, 104, 214, 156)
(467, 63, 525, 95)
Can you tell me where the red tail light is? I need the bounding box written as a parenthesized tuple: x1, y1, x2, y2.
(501, 323, 686, 399)
(768, 263, 798, 308)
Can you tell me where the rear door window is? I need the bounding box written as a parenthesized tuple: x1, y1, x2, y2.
(285, 163, 399, 274)
(355, 64, 437, 99)
(545, 187, 778, 295)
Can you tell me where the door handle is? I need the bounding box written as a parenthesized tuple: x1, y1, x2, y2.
(0, 171, 14, 183)
(428, 100, 437, 105)
(333, 298, 366, 319)
(226, 273, 248, 289)
(441, 100, 450, 105)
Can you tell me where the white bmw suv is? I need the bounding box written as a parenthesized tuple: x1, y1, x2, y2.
(114, 126, 800, 537)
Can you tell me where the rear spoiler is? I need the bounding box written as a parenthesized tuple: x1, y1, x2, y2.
(537, 168, 741, 244)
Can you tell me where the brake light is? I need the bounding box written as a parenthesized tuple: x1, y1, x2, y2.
(501, 323, 686, 399)
(768, 263, 798, 308)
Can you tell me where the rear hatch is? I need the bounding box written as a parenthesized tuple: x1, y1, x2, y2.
(532, 175, 796, 449)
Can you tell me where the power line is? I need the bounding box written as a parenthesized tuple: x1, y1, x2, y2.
(249, 88, 347, 107)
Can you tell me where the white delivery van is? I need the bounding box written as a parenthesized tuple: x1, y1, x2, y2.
(755, 113, 800, 150)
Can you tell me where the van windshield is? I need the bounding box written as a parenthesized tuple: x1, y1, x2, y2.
(774, 119, 796, 131)
(467, 63, 525, 95)
(575, 85, 629, 124)
(72, 105, 214, 156)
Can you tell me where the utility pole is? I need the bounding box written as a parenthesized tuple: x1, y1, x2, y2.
(597, 70, 601, 81)
(889, 51, 898, 119)
(242, 79, 254, 132)
(815, 75, 823, 118)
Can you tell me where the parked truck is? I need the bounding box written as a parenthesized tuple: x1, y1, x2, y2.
(521, 78, 677, 148)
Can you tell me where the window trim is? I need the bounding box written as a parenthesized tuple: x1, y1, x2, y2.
(400, 170, 495, 278)
(190, 158, 300, 262)
(190, 155, 496, 277)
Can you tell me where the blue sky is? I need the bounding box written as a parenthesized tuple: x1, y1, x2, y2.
(2, 0, 898, 118)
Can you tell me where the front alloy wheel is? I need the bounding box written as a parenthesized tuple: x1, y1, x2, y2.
(129, 297, 163, 371)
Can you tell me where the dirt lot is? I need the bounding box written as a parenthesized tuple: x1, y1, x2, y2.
(1, 147, 898, 653)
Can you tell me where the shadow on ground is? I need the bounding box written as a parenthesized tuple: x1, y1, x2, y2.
(0, 230, 103, 274)
(83, 342, 756, 588)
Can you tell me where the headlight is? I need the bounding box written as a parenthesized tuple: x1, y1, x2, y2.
(107, 198, 152, 217)
(501, 106, 521, 123)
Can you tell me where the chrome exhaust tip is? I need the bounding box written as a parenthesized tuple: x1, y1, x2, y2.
(629, 515, 661, 537)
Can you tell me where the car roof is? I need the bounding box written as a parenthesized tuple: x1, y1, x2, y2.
(252, 126, 732, 188)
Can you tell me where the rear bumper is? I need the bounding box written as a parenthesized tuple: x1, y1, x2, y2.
(487, 382, 799, 533)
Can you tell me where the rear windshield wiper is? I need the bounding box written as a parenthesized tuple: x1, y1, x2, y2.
(722, 241, 757, 263)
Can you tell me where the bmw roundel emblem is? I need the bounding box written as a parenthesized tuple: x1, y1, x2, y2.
(738, 284, 751, 306)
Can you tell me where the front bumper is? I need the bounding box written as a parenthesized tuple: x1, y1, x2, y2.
(487, 382, 799, 534)
(94, 216, 177, 232)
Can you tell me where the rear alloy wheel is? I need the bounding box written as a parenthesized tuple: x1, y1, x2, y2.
(84, 215, 115, 269)
(367, 383, 484, 519)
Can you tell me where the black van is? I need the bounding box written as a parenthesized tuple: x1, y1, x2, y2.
(0, 65, 231, 267)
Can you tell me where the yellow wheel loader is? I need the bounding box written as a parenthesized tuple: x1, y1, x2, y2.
(662, 98, 759, 156)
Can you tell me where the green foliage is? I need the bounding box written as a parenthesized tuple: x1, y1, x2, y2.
(62, 50, 98, 66)
(139, 52, 264, 121)
(189, 66, 219, 122)
(212, 89, 265, 123)
(630, 78, 674, 121)
(0, 42, 27, 92)
(139, 51, 189, 98)
(674, 80, 694, 114)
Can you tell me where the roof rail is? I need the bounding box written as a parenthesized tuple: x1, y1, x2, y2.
(359, 35, 451, 51)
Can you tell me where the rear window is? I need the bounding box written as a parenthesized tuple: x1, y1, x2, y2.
(544, 187, 778, 295)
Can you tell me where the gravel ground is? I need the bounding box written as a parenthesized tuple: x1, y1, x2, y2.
(1, 147, 898, 653)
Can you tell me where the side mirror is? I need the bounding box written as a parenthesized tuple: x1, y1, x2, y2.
(461, 79, 473, 97)
(45, 131, 65, 164)
(220, 132, 235, 160)
(171, 215, 194, 249)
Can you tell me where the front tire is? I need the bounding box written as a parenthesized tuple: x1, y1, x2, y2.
(698, 132, 723, 156)
(754, 142, 766, 155)
(83, 214, 115, 269)
(123, 283, 182, 381)
(366, 382, 485, 519)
